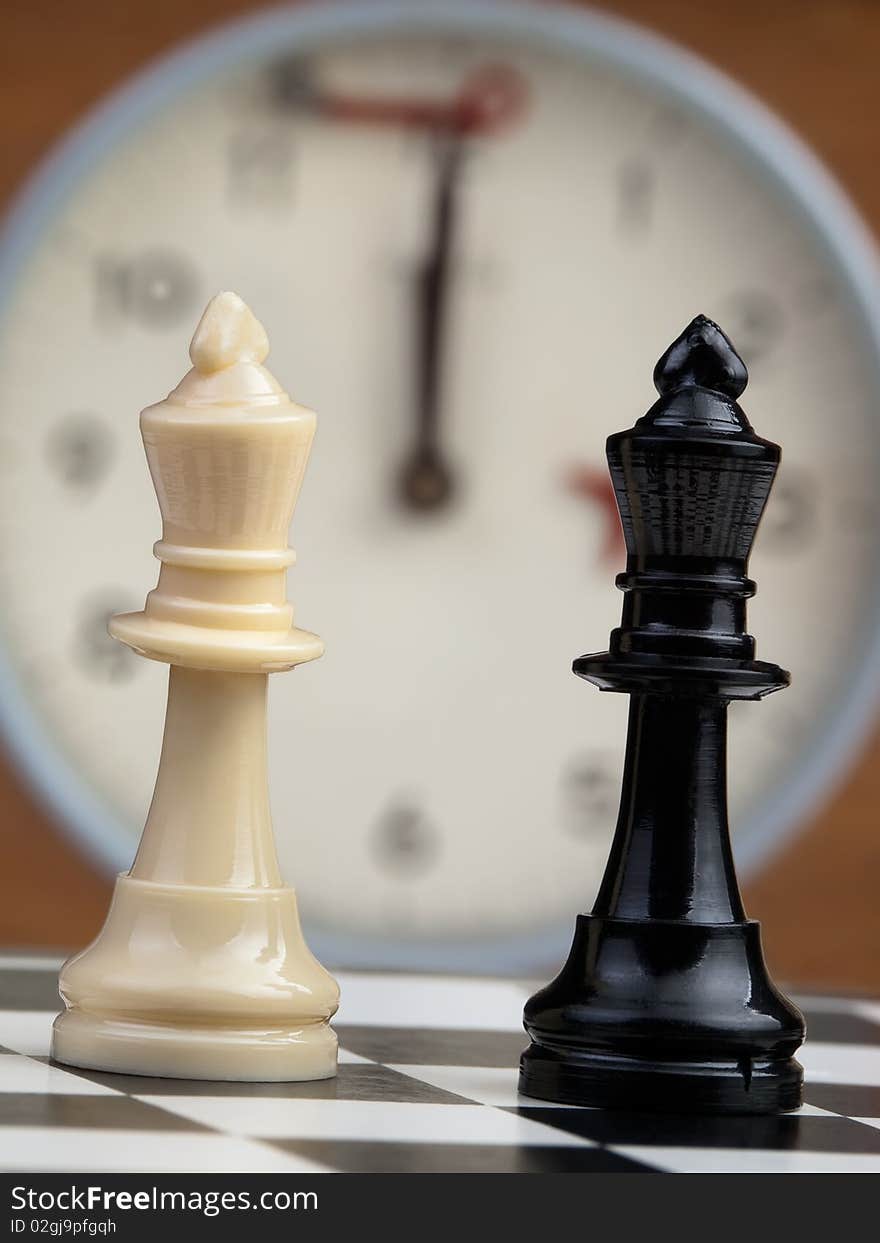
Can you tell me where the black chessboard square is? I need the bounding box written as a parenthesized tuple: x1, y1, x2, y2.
(57, 1061, 469, 1105)
(336, 1025, 525, 1067)
(0, 1092, 208, 1132)
(269, 1138, 655, 1174)
(803, 1082, 880, 1119)
(0, 968, 60, 1011)
(513, 1106, 880, 1155)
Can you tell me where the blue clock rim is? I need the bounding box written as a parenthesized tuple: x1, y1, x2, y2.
(1, 0, 879, 972)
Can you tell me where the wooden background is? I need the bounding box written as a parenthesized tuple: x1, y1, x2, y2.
(0, 0, 878, 990)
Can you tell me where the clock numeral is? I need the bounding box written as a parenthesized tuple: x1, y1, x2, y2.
(372, 799, 438, 875)
(760, 467, 816, 552)
(75, 593, 138, 683)
(651, 107, 688, 146)
(46, 413, 113, 493)
(617, 159, 654, 234)
(227, 127, 296, 209)
(562, 754, 619, 837)
(269, 56, 317, 112)
(94, 249, 199, 331)
(799, 275, 836, 315)
(720, 290, 783, 364)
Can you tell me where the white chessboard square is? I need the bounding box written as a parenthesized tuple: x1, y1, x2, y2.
(795, 1103, 845, 1118)
(336, 1047, 374, 1065)
(793, 994, 867, 1014)
(0, 1126, 332, 1173)
(0, 1011, 56, 1057)
(800, 1042, 880, 1086)
(856, 1001, 880, 1028)
(387, 1065, 524, 1108)
(0, 1055, 119, 1096)
(0, 955, 64, 973)
(334, 973, 531, 1032)
(135, 1095, 595, 1147)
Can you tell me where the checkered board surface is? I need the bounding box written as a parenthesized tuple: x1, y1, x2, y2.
(1, 955, 880, 1173)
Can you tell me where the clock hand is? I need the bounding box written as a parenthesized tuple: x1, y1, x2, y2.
(272, 62, 528, 513)
(567, 464, 626, 564)
(399, 134, 462, 511)
(309, 62, 528, 137)
(395, 70, 527, 513)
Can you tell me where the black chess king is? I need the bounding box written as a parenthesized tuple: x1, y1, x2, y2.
(519, 316, 806, 1115)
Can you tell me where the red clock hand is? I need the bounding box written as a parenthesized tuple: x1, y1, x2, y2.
(317, 63, 528, 136)
(567, 465, 626, 565)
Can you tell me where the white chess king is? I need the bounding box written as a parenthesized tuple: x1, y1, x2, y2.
(52, 292, 339, 1081)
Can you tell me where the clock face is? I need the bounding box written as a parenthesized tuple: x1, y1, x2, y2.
(1, 3, 879, 968)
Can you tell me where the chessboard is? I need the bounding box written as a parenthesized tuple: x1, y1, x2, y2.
(1, 955, 879, 1174)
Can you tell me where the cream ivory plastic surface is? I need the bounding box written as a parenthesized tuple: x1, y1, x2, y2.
(52, 293, 339, 1080)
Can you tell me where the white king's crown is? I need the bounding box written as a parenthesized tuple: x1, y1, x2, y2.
(110, 292, 323, 673)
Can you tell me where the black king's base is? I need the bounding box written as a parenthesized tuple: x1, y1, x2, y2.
(519, 697, 805, 1115)
(519, 912, 804, 1114)
(520, 317, 806, 1114)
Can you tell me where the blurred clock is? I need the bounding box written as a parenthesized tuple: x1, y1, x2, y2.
(1, 0, 879, 970)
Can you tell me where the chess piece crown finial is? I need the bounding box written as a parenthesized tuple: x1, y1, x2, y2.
(170, 290, 285, 406)
(642, 315, 754, 435)
(653, 314, 748, 399)
(189, 291, 270, 373)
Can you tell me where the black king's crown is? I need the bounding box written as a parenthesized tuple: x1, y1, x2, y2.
(519, 316, 806, 1115)
(577, 314, 788, 698)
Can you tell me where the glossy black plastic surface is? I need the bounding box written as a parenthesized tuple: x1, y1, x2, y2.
(519, 317, 805, 1114)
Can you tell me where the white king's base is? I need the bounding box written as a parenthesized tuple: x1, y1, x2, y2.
(52, 1010, 338, 1082)
(51, 874, 339, 1082)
